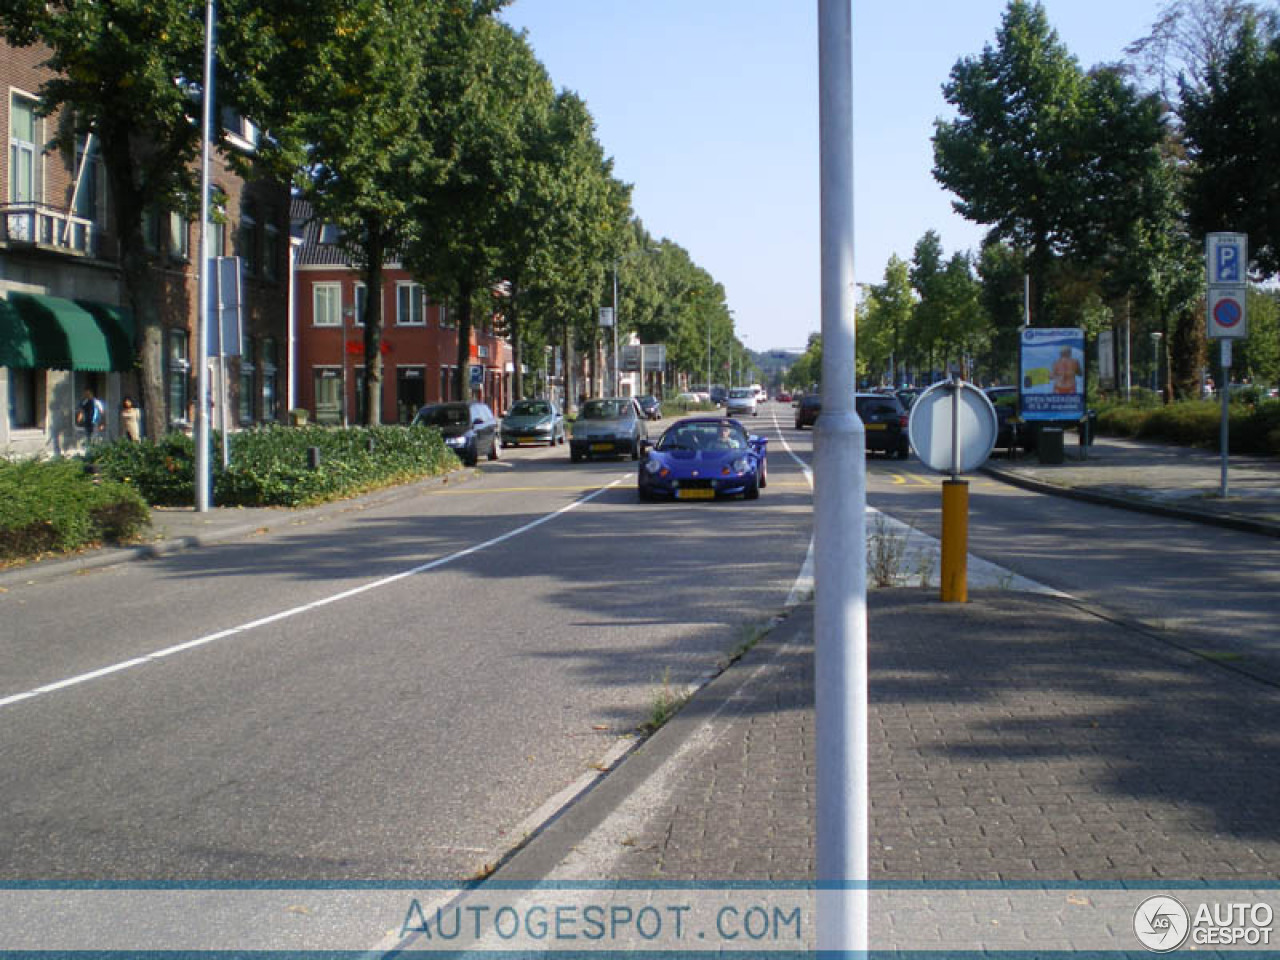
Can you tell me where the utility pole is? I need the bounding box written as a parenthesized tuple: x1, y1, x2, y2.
(816, 1, 867, 954)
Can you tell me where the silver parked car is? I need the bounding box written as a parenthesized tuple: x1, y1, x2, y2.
(570, 397, 648, 461)
(501, 398, 566, 447)
(725, 386, 758, 417)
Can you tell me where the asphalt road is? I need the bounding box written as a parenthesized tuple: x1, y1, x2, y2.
(0, 408, 813, 881)
(863, 447, 1280, 660)
(3, 401, 1273, 885)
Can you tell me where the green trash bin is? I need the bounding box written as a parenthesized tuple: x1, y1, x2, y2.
(1038, 427, 1065, 464)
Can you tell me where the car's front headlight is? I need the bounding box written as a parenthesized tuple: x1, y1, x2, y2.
(445, 435, 467, 448)
(731, 457, 750, 474)
(644, 459, 662, 475)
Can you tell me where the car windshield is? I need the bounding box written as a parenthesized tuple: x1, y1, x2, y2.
(856, 398, 900, 418)
(658, 422, 747, 451)
(729, 388, 753, 398)
(415, 404, 469, 426)
(510, 401, 550, 417)
(581, 399, 630, 420)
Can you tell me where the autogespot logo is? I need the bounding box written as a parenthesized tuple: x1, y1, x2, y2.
(1134, 895, 1190, 952)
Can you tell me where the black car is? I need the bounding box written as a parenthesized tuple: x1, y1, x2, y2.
(412, 401, 501, 466)
(636, 395, 662, 420)
(855, 392, 911, 458)
(794, 394, 821, 429)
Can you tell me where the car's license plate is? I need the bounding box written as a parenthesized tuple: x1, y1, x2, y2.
(677, 488, 715, 500)
(866, 422, 886, 431)
(590, 443, 613, 452)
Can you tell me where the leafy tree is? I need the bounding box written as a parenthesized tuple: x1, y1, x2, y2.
(976, 242, 1027, 382)
(872, 256, 914, 386)
(1238, 288, 1280, 385)
(1126, 0, 1271, 102)
(1180, 12, 1280, 277)
(0, 0, 268, 439)
(405, 10, 550, 403)
(505, 92, 631, 403)
(932, 1, 1085, 322)
(234, 0, 449, 424)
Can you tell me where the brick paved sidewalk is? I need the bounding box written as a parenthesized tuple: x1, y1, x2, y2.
(505, 590, 1280, 884)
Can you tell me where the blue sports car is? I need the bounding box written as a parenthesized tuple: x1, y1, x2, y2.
(638, 417, 768, 501)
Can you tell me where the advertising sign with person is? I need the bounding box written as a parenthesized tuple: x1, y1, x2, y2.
(1019, 327, 1085, 421)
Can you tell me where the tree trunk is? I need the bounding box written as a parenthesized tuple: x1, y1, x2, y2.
(361, 224, 387, 425)
(106, 152, 167, 442)
(453, 280, 475, 402)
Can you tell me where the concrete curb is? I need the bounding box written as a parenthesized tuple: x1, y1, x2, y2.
(488, 604, 812, 883)
(0, 466, 477, 588)
(982, 462, 1280, 539)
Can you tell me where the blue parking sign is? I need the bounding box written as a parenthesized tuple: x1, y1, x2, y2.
(1207, 232, 1248, 285)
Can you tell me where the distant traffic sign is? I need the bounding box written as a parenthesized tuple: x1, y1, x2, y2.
(1207, 232, 1247, 285)
(1207, 286, 1248, 340)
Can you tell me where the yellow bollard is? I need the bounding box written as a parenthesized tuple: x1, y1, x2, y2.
(940, 479, 969, 602)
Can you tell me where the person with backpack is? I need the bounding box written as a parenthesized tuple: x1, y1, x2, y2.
(76, 387, 105, 446)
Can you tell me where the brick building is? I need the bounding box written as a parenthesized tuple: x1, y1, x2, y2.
(1, 40, 290, 457)
(291, 204, 514, 424)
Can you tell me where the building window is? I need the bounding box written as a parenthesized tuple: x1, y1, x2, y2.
(396, 283, 425, 326)
(207, 186, 227, 258)
(263, 208, 280, 281)
(261, 338, 278, 422)
(72, 138, 103, 222)
(436, 299, 454, 329)
(9, 94, 38, 204)
(143, 208, 163, 252)
(238, 334, 256, 424)
(314, 368, 341, 425)
(314, 283, 341, 326)
(166, 329, 190, 424)
(354, 283, 367, 326)
(169, 211, 190, 260)
(239, 201, 258, 276)
(8, 368, 40, 429)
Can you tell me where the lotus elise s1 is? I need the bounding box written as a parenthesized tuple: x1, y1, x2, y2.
(637, 417, 768, 501)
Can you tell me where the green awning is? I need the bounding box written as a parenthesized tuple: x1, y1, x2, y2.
(0, 292, 135, 372)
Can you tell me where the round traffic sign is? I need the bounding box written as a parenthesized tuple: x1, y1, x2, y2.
(907, 380, 998, 475)
(1213, 297, 1243, 328)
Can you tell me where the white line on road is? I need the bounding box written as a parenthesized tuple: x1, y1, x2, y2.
(0, 479, 627, 711)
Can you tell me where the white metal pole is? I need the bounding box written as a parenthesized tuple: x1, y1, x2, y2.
(815, 1, 867, 954)
(194, 0, 215, 512)
(612, 264, 619, 398)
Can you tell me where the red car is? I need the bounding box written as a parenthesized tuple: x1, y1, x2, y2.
(776, 392, 792, 403)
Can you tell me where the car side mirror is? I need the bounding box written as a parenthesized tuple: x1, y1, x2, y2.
(639, 439, 652, 455)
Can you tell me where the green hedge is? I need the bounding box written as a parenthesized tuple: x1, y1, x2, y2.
(88, 424, 458, 508)
(0, 458, 150, 564)
(1097, 399, 1280, 455)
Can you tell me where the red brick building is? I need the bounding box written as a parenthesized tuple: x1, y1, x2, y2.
(1, 39, 290, 456)
(291, 205, 513, 424)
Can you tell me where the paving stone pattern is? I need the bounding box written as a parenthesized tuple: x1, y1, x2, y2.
(607, 591, 1280, 882)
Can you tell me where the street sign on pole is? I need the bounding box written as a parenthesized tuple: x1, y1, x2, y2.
(1207, 286, 1248, 339)
(1207, 232, 1247, 285)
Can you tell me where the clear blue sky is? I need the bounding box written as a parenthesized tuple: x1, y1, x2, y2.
(501, 1, 1164, 353)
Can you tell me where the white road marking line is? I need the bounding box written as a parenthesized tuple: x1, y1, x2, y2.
(0, 479, 626, 711)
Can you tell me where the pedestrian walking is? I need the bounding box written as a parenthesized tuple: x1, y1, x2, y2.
(120, 396, 141, 442)
(76, 388, 105, 446)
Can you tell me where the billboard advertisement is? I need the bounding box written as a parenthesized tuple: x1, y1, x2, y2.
(1020, 327, 1085, 421)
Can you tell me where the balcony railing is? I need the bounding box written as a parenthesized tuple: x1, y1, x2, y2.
(1, 203, 100, 257)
